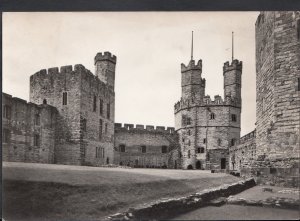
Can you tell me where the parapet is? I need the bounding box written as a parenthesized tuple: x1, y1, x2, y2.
(181, 59, 202, 73)
(223, 59, 242, 73)
(94, 51, 117, 65)
(114, 123, 175, 134)
(235, 129, 256, 146)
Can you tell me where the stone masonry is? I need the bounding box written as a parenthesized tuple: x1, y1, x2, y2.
(114, 123, 180, 168)
(174, 58, 242, 170)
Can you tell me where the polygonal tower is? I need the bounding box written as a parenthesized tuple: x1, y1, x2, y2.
(223, 59, 242, 107)
(95, 51, 117, 90)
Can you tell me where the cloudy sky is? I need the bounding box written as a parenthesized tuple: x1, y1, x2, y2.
(3, 12, 259, 135)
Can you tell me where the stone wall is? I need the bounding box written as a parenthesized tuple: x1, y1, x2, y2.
(29, 52, 116, 166)
(114, 123, 180, 168)
(229, 130, 256, 171)
(255, 11, 300, 160)
(2, 93, 58, 163)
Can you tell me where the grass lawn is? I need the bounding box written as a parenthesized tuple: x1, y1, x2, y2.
(3, 162, 241, 221)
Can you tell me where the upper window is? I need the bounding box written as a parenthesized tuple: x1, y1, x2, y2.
(162, 145, 168, 153)
(210, 113, 215, 120)
(62, 92, 67, 105)
(100, 99, 103, 116)
(203, 138, 206, 144)
(141, 145, 146, 153)
(81, 118, 87, 132)
(197, 147, 205, 153)
(297, 19, 300, 40)
(119, 144, 126, 152)
(99, 119, 103, 140)
(231, 114, 237, 122)
(3, 105, 11, 119)
(93, 96, 97, 112)
(35, 114, 40, 126)
(3, 129, 10, 143)
(107, 103, 111, 119)
(34, 134, 40, 146)
(298, 78, 300, 91)
(218, 138, 221, 146)
(188, 150, 191, 158)
(231, 138, 236, 147)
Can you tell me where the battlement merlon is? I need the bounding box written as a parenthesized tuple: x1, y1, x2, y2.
(94, 51, 117, 65)
(223, 59, 243, 73)
(181, 59, 202, 73)
(114, 123, 175, 134)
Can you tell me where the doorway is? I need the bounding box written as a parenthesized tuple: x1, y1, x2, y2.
(196, 160, 201, 169)
(221, 158, 226, 169)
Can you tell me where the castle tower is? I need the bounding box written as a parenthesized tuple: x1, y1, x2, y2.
(95, 51, 117, 90)
(223, 60, 242, 107)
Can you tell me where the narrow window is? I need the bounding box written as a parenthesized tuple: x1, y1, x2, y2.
(231, 114, 237, 122)
(231, 138, 236, 146)
(297, 19, 300, 40)
(203, 138, 206, 144)
(197, 147, 201, 153)
(81, 118, 87, 132)
(162, 145, 168, 153)
(218, 138, 221, 146)
(107, 103, 110, 119)
(100, 99, 103, 115)
(141, 145, 146, 153)
(3, 129, 10, 143)
(105, 123, 108, 133)
(188, 150, 191, 158)
(119, 144, 126, 152)
(186, 117, 191, 125)
(34, 134, 40, 146)
(188, 140, 191, 146)
(210, 113, 215, 120)
(62, 92, 67, 105)
(99, 119, 103, 140)
(96, 147, 104, 158)
(200, 147, 205, 153)
(3, 105, 11, 119)
(93, 96, 97, 112)
(35, 114, 40, 125)
(298, 78, 300, 91)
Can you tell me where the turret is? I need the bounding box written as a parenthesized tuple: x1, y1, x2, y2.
(223, 59, 242, 107)
(94, 51, 117, 90)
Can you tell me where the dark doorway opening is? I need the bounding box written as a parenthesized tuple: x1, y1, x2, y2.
(174, 160, 177, 169)
(106, 157, 110, 164)
(196, 161, 201, 169)
(187, 164, 193, 170)
(43, 99, 47, 104)
(221, 158, 226, 169)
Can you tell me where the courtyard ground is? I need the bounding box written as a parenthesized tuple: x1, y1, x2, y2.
(2, 162, 241, 221)
(172, 184, 300, 220)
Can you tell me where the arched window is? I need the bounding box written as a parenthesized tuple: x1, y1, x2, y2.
(210, 113, 215, 120)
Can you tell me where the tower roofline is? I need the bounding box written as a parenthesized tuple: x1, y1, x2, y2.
(181, 59, 202, 73)
(223, 59, 242, 73)
(94, 51, 117, 65)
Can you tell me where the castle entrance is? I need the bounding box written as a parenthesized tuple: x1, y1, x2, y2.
(196, 160, 201, 169)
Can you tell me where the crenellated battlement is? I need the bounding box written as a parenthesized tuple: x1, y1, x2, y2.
(235, 129, 256, 146)
(94, 51, 117, 64)
(115, 123, 175, 134)
(223, 59, 242, 73)
(174, 93, 240, 112)
(181, 59, 202, 73)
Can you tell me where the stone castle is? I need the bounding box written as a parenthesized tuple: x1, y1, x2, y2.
(2, 12, 299, 186)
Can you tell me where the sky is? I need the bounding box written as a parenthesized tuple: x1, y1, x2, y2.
(3, 12, 259, 136)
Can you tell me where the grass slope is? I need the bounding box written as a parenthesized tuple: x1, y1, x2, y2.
(3, 162, 241, 221)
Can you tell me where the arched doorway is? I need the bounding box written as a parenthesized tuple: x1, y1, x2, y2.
(174, 160, 177, 169)
(43, 99, 47, 104)
(187, 164, 193, 170)
(196, 161, 201, 169)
